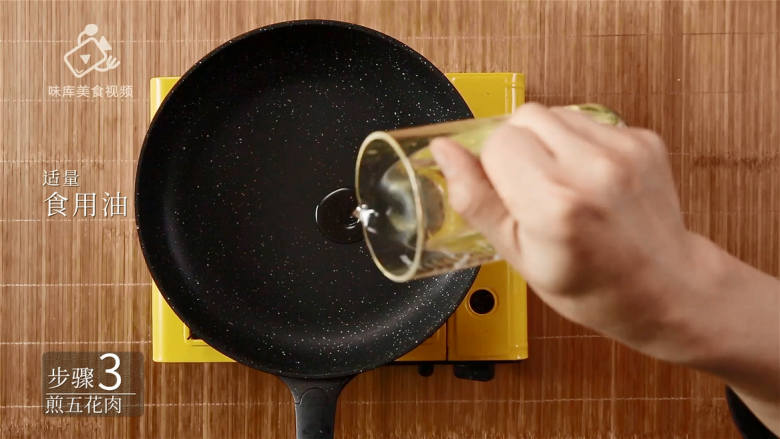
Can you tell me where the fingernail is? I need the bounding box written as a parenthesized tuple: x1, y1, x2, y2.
(429, 139, 454, 177)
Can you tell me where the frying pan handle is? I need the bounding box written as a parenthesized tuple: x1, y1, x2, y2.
(279, 375, 354, 439)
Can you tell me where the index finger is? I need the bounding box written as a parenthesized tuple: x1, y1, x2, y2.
(507, 103, 602, 169)
(480, 122, 566, 223)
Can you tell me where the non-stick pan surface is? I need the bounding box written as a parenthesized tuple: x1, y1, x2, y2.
(136, 19, 477, 437)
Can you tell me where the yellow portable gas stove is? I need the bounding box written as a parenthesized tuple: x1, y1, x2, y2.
(149, 73, 529, 382)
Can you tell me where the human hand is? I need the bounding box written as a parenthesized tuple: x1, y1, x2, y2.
(428, 102, 780, 435)
(428, 103, 704, 356)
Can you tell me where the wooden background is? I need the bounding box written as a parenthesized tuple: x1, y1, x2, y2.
(1, 0, 778, 438)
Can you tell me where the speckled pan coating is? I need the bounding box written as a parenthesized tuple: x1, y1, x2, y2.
(135, 20, 478, 380)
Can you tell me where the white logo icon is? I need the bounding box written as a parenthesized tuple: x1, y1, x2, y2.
(63, 24, 120, 78)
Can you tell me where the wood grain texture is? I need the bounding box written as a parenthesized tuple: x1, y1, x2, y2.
(1, 1, 778, 438)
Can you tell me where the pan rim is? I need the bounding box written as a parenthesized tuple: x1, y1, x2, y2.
(135, 19, 479, 380)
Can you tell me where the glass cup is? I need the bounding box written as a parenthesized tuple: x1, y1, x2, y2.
(354, 104, 627, 283)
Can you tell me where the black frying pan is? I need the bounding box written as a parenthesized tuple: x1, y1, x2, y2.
(135, 20, 478, 439)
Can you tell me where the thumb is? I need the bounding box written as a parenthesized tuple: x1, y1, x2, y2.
(428, 138, 518, 257)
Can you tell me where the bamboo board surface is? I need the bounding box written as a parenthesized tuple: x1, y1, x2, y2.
(1, 1, 778, 438)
